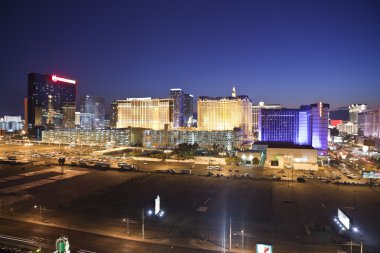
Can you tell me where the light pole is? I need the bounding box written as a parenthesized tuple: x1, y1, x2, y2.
(123, 217, 130, 237)
(34, 204, 42, 221)
(229, 217, 232, 251)
(142, 209, 145, 240)
(241, 230, 244, 253)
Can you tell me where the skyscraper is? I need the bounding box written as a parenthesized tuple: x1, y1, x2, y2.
(27, 73, 77, 138)
(62, 102, 76, 129)
(170, 88, 194, 128)
(170, 89, 183, 128)
(182, 94, 194, 127)
(79, 95, 106, 129)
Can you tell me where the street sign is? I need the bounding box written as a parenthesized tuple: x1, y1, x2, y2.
(256, 243, 272, 253)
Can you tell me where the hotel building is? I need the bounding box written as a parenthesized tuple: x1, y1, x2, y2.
(27, 73, 77, 138)
(115, 98, 173, 130)
(258, 102, 329, 154)
(197, 87, 252, 138)
(358, 107, 380, 138)
(252, 101, 283, 139)
(143, 128, 241, 150)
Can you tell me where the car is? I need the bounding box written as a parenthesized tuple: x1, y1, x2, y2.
(297, 177, 306, 183)
(168, 169, 177, 175)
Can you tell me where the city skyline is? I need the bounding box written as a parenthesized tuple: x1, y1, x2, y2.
(1, 0, 380, 116)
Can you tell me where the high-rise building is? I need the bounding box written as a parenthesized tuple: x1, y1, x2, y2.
(182, 93, 194, 127)
(62, 102, 76, 128)
(0, 116, 24, 132)
(259, 109, 300, 143)
(358, 108, 380, 138)
(349, 104, 367, 124)
(252, 101, 282, 139)
(115, 97, 173, 130)
(197, 87, 252, 138)
(170, 89, 183, 128)
(27, 73, 77, 137)
(258, 102, 329, 154)
(110, 101, 118, 128)
(169, 89, 194, 128)
(79, 95, 106, 129)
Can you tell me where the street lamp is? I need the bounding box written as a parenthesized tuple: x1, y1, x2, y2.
(122, 217, 130, 237)
(34, 204, 42, 221)
(240, 230, 244, 253)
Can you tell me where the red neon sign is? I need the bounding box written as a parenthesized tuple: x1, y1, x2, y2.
(51, 75, 77, 84)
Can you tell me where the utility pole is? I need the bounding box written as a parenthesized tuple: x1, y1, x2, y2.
(241, 230, 244, 253)
(127, 217, 130, 237)
(229, 217, 232, 251)
(142, 209, 145, 240)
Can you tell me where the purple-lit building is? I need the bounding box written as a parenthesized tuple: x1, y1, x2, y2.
(259, 102, 329, 154)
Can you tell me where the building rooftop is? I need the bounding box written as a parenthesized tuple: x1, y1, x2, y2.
(254, 141, 315, 149)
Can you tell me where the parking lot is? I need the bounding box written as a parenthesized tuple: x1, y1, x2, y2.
(1, 144, 380, 252)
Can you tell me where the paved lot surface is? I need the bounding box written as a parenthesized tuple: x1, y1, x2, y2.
(0, 144, 379, 253)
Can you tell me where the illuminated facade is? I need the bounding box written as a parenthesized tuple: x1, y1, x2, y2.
(258, 102, 329, 153)
(115, 98, 173, 130)
(170, 89, 194, 128)
(358, 108, 380, 138)
(143, 129, 241, 150)
(197, 89, 252, 137)
(79, 95, 106, 129)
(349, 104, 367, 124)
(27, 73, 77, 137)
(252, 101, 282, 139)
(0, 116, 24, 132)
(41, 128, 130, 146)
(259, 109, 300, 143)
(62, 102, 76, 129)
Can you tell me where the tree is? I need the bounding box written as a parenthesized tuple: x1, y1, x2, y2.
(252, 157, 260, 165)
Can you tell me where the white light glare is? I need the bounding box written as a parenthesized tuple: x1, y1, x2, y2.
(353, 227, 359, 233)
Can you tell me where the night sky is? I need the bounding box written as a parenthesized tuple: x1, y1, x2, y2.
(1, 0, 379, 116)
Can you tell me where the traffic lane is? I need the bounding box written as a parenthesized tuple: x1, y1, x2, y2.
(0, 218, 218, 253)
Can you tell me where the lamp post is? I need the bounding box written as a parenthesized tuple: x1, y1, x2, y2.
(240, 230, 244, 253)
(123, 217, 130, 237)
(142, 209, 145, 240)
(34, 204, 42, 221)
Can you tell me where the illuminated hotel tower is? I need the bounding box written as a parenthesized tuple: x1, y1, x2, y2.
(197, 87, 252, 138)
(27, 73, 77, 138)
(115, 97, 174, 130)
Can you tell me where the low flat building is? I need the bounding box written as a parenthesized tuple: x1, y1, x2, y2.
(241, 142, 318, 170)
(41, 128, 130, 147)
(143, 129, 241, 150)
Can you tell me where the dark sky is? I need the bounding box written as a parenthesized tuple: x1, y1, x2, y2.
(1, 0, 379, 116)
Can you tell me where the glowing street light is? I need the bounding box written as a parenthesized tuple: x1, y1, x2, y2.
(34, 204, 42, 221)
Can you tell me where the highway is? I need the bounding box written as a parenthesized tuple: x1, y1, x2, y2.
(0, 218, 217, 253)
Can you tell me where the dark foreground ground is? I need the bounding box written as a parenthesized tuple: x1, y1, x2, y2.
(0, 161, 379, 252)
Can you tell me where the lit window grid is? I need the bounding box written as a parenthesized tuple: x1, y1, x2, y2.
(197, 98, 252, 137)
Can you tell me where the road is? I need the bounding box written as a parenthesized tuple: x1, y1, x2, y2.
(0, 218, 217, 253)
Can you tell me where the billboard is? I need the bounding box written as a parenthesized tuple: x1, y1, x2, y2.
(338, 208, 351, 230)
(256, 244, 273, 253)
(362, 171, 380, 179)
